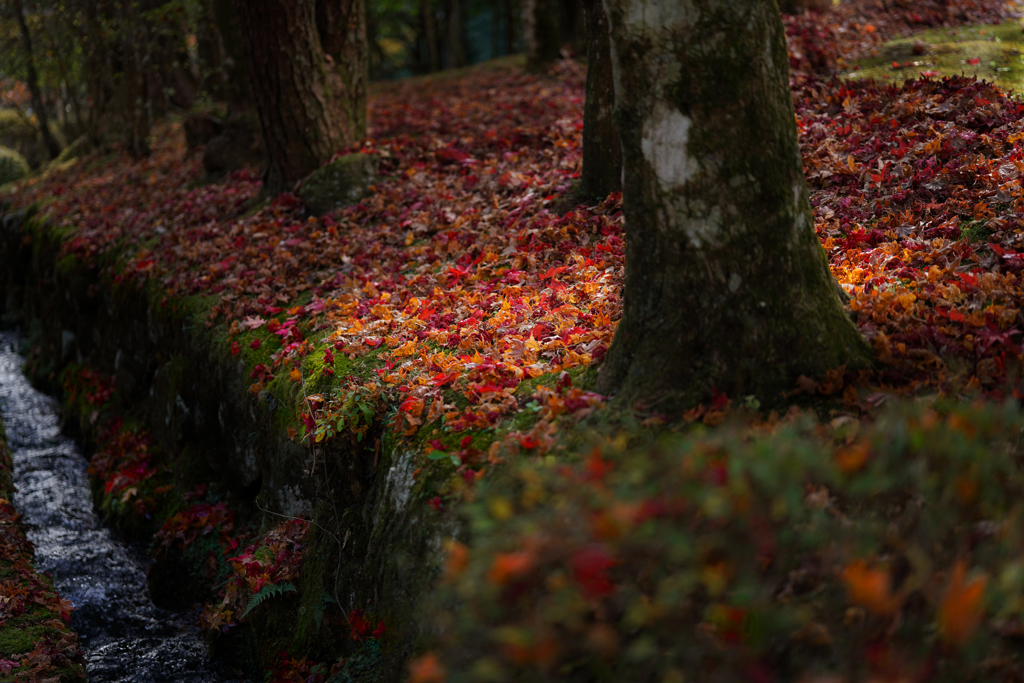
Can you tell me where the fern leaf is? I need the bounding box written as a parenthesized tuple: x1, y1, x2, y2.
(314, 590, 335, 629)
(241, 582, 297, 618)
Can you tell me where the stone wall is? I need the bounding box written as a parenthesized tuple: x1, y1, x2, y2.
(0, 205, 447, 680)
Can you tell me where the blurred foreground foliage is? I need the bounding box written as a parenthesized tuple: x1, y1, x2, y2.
(426, 399, 1024, 682)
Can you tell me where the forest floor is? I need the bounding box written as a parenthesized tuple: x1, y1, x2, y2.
(7, 0, 1024, 681)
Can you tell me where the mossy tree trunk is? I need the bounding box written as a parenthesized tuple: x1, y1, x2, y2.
(522, 0, 560, 72)
(237, 0, 367, 196)
(317, 0, 368, 138)
(596, 0, 870, 409)
(579, 0, 619, 200)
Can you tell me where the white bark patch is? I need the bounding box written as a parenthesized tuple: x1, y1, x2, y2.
(642, 105, 698, 189)
(619, 0, 693, 32)
(676, 203, 723, 249)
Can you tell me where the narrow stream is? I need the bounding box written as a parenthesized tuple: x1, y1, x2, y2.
(0, 331, 248, 683)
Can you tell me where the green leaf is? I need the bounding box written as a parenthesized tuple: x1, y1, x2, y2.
(240, 582, 297, 619)
(314, 590, 335, 630)
(428, 450, 449, 460)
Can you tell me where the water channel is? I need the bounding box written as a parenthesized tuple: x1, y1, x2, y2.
(0, 330, 248, 682)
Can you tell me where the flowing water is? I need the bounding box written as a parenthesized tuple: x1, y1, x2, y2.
(0, 330, 248, 683)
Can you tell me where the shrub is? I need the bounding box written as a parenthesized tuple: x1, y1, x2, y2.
(428, 400, 1024, 682)
(0, 146, 29, 184)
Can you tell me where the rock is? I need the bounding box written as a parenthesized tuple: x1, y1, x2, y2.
(202, 110, 264, 176)
(298, 153, 379, 216)
(0, 109, 61, 170)
(0, 146, 29, 184)
(183, 112, 224, 153)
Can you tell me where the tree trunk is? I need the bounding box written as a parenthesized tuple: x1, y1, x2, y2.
(522, 0, 560, 71)
(503, 0, 517, 55)
(422, 0, 440, 71)
(491, 1, 500, 59)
(12, 0, 61, 160)
(120, 0, 152, 157)
(445, 0, 466, 68)
(236, 0, 364, 196)
(578, 0, 619, 200)
(317, 0, 368, 140)
(596, 0, 870, 409)
(81, 0, 114, 146)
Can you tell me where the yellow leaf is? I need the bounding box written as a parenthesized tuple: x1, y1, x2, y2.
(290, 368, 302, 382)
(393, 341, 417, 357)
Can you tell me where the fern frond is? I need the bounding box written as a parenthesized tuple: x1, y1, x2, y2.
(241, 582, 297, 618)
(314, 590, 335, 629)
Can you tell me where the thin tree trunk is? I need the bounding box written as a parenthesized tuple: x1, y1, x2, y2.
(237, 0, 362, 195)
(596, 0, 870, 408)
(119, 0, 151, 157)
(81, 0, 112, 146)
(422, 0, 440, 70)
(12, 0, 60, 159)
(579, 0, 619, 200)
(491, 1, 500, 59)
(503, 0, 516, 55)
(522, 0, 560, 72)
(446, 0, 466, 68)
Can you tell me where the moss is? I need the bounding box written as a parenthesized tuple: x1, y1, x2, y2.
(847, 22, 1024, 89)
(0, 618, 52, 658)
(292, 521, 342, 656)
(960, 219, 994, 243)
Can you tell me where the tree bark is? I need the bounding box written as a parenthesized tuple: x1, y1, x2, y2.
(236, 0, 365, 196)
(522, 0, 560, 71)
(579, 0, 619, 200)
(596, 0, 870, 409)
(445, 0, 466, 68)
(12, 0, 61, 159)
(422, 0, 440, 71)
(502, 0, 517, 55)
(317, 0, 368, 140)
(80, 0, 114, 146)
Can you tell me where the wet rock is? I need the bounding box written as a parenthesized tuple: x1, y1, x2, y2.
(298, 153, 379, 216)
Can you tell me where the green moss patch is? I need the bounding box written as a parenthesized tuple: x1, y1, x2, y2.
(848, 21, 1024, 90)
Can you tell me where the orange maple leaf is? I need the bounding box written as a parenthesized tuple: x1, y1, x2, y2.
(938, 559, 987, 646)
(841, 560, 902, 616)
(835, 441, 870, 473)
(444, 540, 468, 580)
(407, 653, 446, 683)
(487, 551, 534, 585)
